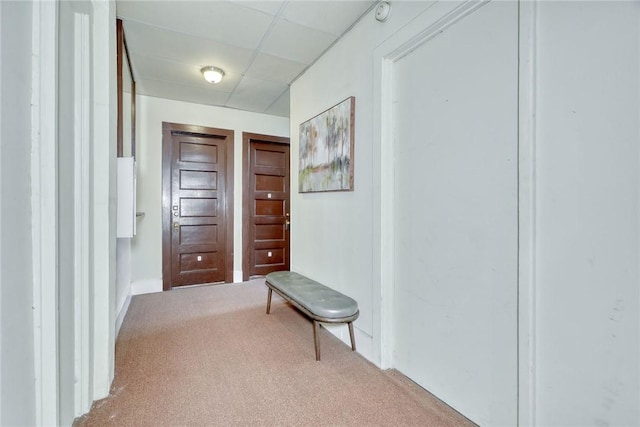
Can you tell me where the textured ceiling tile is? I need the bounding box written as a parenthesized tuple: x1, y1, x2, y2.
(116, 0, 370, 117)
(123, 20, 253, 75)
(264, 88, 290, 117)
(244, 53, 306, 84)
(228, 0, 285, 16)
(226, 76, 289, 113)
(131, 54, 240, 93)
(281, 1, 373, 36)
(260, 18, 336, 64)
(117, 0, 273, 50)
(137, 79, 232, 107)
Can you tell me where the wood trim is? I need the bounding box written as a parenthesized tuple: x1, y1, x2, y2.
(161, 123, 172, 291)
(242, 132, 290, 282)
(131, 81, 136, 159)
(348, 97, 355, 191)
(116, 19, 123, 157)
(162, 122, 235, 290)
(123, 28, 135, 159)
(117, 19, 136, 158)
(242, 134, 250, 281)
(225, 130, 234, 285)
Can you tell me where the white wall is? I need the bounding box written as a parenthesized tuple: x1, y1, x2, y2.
(291, 2, 431, 363)
(533, 2, 639, 425)
(290, 0, 435, 367)
(131, 96, 289, 293)
(0, 1, 36, 425)
(292, 0, 639, 426)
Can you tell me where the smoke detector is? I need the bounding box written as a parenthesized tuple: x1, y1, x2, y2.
(375, 1, 391, 22)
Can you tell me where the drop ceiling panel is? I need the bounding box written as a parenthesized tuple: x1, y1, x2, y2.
(123, 20, 254, 75)
(229, 0, 285, 16)
(264, 88, 290, 117)
(117, 0, 273, 50)
(245, 53, 307, 84)
(260, 19, 337, 64)
(281, 1, 373, 36)
(117, 0, 375, 117)
(226, 77, 289, 113)
(137, 79, 231, 107)
(132, 55, 241, 93)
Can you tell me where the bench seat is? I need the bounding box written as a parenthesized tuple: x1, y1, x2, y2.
(265, 271, 359, 361)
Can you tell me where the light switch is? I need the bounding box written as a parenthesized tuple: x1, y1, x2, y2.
(197, 255, 202, 261)
(268, 251, 272, 257)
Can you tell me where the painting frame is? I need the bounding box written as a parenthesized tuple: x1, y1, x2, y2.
(298, 96, 355, 193)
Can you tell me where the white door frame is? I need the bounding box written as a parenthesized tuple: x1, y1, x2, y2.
(371, 0, 491, 370)
(31, 1, 117, 423)
(516, 1, 538, 425)
(31, 0, 59, 424)
(89, 0, 117, 402)
(73, 10, 92, 417)
(371, 0, 537, 424)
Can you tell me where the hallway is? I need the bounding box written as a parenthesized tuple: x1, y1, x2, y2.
(77, 279, 473, 426)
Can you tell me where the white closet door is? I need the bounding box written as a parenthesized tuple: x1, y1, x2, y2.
(392, 1, 518, 425)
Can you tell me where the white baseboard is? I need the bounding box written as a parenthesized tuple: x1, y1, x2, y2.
(116, 278, 160, 337)
(233, 270, 243, 283)
(115, 292, 132, 337)
(322, 323, 375, 366)
(131, 278, 162, 295)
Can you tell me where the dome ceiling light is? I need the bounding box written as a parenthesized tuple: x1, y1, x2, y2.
(201, 66, 225, 84)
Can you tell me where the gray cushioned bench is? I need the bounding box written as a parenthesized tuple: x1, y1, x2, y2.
(265, 271, 359, 361)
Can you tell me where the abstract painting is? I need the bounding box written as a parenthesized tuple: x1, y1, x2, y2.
(299, 97, 355, 193)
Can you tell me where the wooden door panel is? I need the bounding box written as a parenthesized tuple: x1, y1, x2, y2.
(242, 134, 290, 280)
(180, 142, 218, 163)
(255, 200, 284, 216)
(180, 198, 218, 217)
(176, 255, 221, 282)
(180, 253, 218, 272)
(255, 224, 285, 241)
(163, 124, 234, 290)
(255, 148, 286, 168)
(255, 248, 285, 265)
(179, 224, 218, 245)
(256, 174, 285, 192)
(180, 170, 217, 190)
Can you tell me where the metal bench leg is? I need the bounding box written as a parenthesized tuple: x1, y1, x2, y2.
(313, 320, 321, 361)
(348, 322, 356, 352)
(266, 287, 272, 314)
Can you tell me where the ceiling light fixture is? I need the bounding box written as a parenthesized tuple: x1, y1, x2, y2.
(201, 66, 225, 84)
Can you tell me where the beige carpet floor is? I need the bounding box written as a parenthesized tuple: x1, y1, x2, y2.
(75, 279, 474, 426)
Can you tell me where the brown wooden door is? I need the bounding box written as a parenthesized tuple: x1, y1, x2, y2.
(242, 133, 290, 281)
(162, 123, 234, 290)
